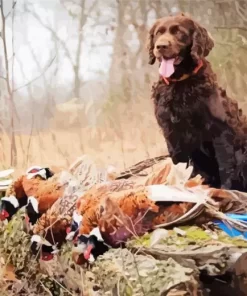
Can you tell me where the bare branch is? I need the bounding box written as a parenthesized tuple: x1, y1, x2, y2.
(0, 0, 18, 166)
(5, 0, 17, 19)
(215, 26, 247, 32)
(73, 0, 86, 97)
(25, 36, 57, 121)
(24, 4, 75, 66)
(15, 54, 39, 166)
(60, 0, 82, 9)
(1, 0, 12, 96)
(235, 1, 247, 23)
(26, 114, 34, 165)
(13, 55, 56, 92)
(87, 0, 98, 16)
(58, 0, 90, 97)
(0, 1, 19, 118)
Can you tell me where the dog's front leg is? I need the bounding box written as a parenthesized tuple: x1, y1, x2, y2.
(165, 131, 190, 165)
(212, 124, 236, 189)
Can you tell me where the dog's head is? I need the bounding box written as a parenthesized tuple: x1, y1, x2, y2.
(147, 13, 214, 66)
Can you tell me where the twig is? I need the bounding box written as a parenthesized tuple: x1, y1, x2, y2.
(24, 32, 57, 123)
(50, 277, 74, 296)
(13, 55, 56, 92)
(25, 4, 74, 65)
(25, 114, 34, 166)
(215, 26, 247, 32)
(235, 1, 247, 23)
(133, 207, 150, 227)
(4, 1, 17, 19)
(112, 214, 138, 239)
(39, 282, 53, 296)
(116, 155, 169, 179)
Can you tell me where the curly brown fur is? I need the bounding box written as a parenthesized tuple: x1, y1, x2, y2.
(148, 13, 247, 191)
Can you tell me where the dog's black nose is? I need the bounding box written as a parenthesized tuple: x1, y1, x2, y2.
(156, 44, 168, 50)
(156, 40, 171, 50)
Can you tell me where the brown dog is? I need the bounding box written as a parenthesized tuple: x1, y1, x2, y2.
(147, 13, 247, 191)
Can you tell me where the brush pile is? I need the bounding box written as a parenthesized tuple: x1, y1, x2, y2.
(1, 155, 247, 295)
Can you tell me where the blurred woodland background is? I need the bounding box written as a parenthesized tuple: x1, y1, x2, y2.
(0, 0, 247, 174)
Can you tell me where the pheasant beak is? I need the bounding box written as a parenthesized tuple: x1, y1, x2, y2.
(0, 209, 9, 220)
(73, 235, 78, 244)
(84, 243, 94, 260)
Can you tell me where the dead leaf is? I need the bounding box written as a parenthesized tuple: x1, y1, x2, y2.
(3, 264, 17, 282)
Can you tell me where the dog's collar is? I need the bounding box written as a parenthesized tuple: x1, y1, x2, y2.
(161, 59, 203, 85)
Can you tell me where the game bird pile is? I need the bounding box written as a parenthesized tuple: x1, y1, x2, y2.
(1, 155, 247, 295)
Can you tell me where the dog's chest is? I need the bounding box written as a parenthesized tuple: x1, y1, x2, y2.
(154, 81, 212, 130)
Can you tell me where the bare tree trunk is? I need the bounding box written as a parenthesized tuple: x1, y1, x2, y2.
(74, 0, 86, 98)
(0, 0, 17, 166)
(109, 0, 130, 101)
(130, 0, 150, 86)
(131, 0, 149, 67)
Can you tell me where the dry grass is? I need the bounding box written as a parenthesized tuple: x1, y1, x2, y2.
(1, 128, 166, 170)
(0, 126, 166, 174)
(0, 96, 167, 176)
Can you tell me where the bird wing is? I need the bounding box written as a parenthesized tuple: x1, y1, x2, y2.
(22, 173, 65, 213)
(145, 158, 194, 186)
(5, 175, 26, 199)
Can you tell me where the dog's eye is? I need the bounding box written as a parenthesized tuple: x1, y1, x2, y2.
(156, 26, 166, 35)
(177, 31, 188, 43)
(169, 25, 179, 35)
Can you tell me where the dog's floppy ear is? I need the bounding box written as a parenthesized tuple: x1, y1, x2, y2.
(191, 21, 214, 62)
(146, 20, 160, 65)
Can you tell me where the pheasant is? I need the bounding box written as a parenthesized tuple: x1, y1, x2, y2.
(67, 178, 143, 242)
(30, 155, 114, 260)
(72, 227, 110, 265)
(0, 166, 54, 222)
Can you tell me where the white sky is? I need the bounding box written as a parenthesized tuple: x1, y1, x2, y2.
(0, 0, 178, 99)
(1, 0, 115, 95)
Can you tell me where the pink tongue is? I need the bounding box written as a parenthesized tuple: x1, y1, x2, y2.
(159, 58, 175, 78)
